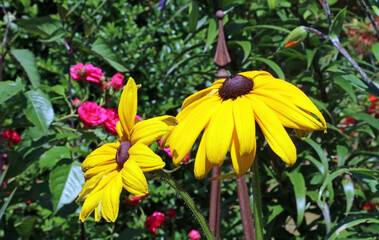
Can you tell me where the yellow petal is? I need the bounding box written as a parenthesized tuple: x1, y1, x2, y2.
(232, 96, 256, 155)
(130, 116, 175, 146)
(128, 143, 165, 172)
(118, 77, 138, 136)
(169, 97, 218, 165)
(230, 130, 256, 177)
(121, 159, 148, 197)
(205, 99, 234, 166)
(254, 93, 325, 130)
(253, 77, 326, 130)
(82, 143, 118, 172)
(182, 84, 222, 110)
(238, 71, 272, 82)
(77, 173, 104, 202)
(116, 121, 128, 142)
(84, 163, 118, 180)
(160, 125, 174, 149)
(249, 95, 297, 166)
(194, 124, 213, 179)
(101, 173, 123, 222)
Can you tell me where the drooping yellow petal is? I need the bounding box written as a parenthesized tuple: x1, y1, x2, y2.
(254, 93, 325, 130)
(194, 124, 213, 179)
(128, 143, 165, 172)
(77, 173, 104, 202)
(169, 97, 219, 165)
(253, 77, 326, 130)
(230, 129, 256, 177)
(248, 95, 297, 166)
(84, 163, 118, 180)
(82, 143, 119, 172)
(121, 159, 148, 197)
(182, 84, 222, 110)
(100, 173, 123, 222)
(160, 125, 174, 149)
(205, 99, 234, 166)
(232, 96, 256, 155)
(118, 77, 138, 137)
(130, 116, 176, 146)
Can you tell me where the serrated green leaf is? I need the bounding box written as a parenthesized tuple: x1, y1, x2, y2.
(39, 146, 71, 170)
(17, 17, 62, 39)
(372, 43, 379, 62)
(87, 38, 128, 72)
(329, 8, 346, 40)
(49, 161, 84, 214)
(24, 90, 54, 133)
(11, 49, 40, 88)
(0, 80, 23, 104)
(326, 213, 379, 240)
(252, 57, 285, 80)
(188, 0, 199, 32)
(287, 171, 306, 227)
(342, 177, 354, 216)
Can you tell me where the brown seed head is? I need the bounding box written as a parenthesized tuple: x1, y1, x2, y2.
(218, 74, 254, 100)
(116, 141, 131, 167)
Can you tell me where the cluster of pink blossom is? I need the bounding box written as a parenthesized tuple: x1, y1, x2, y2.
(70, 63, 125, 91)
(346, 18, 379, 54)
(1, 130, 21, 145)
(124, 193, 148, 206)
(338, 116, 356, 132)
(188, 229, 201, 240)
(145, 211, 166, 234)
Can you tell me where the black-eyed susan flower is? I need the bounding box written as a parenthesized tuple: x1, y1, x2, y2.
(76, 77, 176, 222)
(163, 71, 326, 178)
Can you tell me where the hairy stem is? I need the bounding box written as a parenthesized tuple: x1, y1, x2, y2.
(252, 160, 264, 239)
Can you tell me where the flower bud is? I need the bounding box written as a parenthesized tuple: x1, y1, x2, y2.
(284, 26, 307, 48)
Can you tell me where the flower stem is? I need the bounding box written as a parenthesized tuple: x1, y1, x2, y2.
(252, 160, 264, 240)
(156, 170, 215, 240)
(236, 176, 255, 239)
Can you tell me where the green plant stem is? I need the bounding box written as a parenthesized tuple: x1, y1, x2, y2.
(156, 170, 215, 240)
(252, 160, 264, 240)
(55, 113, 79, 122)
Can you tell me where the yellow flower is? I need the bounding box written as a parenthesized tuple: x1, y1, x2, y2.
(163, 71, 326, 178)
(77, 77, 176, 222)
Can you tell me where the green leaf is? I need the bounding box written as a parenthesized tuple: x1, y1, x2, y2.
(342, 178, 354, 216)
(39, 146, 71, 170)
(205, 18, 218, 50)
(304, 138, 329, 178)
(23, 90, 54, 134)
(335, 76, 357, 102)
(372, 43, 379, 62)
(329, 8, 346, 40)
(346, 112, 379, 130)
(87, 38, 128, 72)
(336, 145, 348, 167)
(17, 16, 62, 39)
(188, 0, 199, 32)
(0, 187, 17, 220)
(252, 57, 285, 80)
(287, 171, 306, 227)
(14, 216, 38, 237)
(11, 49, 40, 88)
(49, 161, 84, 214)
(305, 49, 316, 69)
(230, 41, 251, 63)
(326, 213, 379, 240)
(268, 0, 276, 9)
(0, 79, 23, 104)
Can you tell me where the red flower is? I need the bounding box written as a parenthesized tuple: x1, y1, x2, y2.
(369, 95, 379, 102)
(188, 230, 201, 240)
(73, 98, 82, 107)
(84, 64, 104, 84)
(103, 108, 119, 136)
(338, 117, 355, 132)
(103, 81, 112, 91)
(70, 63, 85, 81)
(111, 73, 125, 90)
(167, 208, 176, 219)
(145, 211, 166, 235)
(78, 102, 107, 128)
(125, 193, 148, 205)
(2, 130, 21, 145)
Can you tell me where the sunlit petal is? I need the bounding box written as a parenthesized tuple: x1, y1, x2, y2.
(101, 173, 123, 222)
(84, 163, 118, 180)
(194, 124, 213, 179)
(82, 143, 118, 172)
(121, 159, 148, 197)
(118, 77, 138, 136)
(128, 143, 165, 172)
(230, 129, 256, 177)
(182, 84, 222, 110)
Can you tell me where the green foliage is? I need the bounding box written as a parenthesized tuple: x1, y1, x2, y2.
(0, 0, 378, 239)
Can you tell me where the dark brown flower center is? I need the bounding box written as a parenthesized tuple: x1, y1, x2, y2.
(218, 74, 254, 100)
(116, 141, 131, 167)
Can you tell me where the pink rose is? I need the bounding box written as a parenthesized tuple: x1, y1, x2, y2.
(73, 98, 82, 107)
(78, 102, 107, 128)
(84, 64, 104, 84)
(2, 130, 21, 145)
(145, 211, 166, 235)
(188, 230, 201, 240)
(111, 73, 124, 90)
(125, 193, 147, 205)
(135, 115, 143, 122)
(102, 81, 112, 91)
(70, 63, 85, 81)
(103, 108, 119, 136)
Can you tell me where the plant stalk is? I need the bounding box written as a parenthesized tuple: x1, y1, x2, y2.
(236, 176, 256, 240)
(252, 160, 264, 239)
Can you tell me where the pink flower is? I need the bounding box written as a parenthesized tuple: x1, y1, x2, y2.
(167, 209, 176, 219)
(338, 117, 355, 132)
(135, 115, 143, 122)
(84, 64, 104, 84)
(78, 102, 107, 128)
(145, 211, 166, 235)
(2, 130, 21, 145)
(103, 108, 119, 136)
(125, 194, 147, 205)
(188, 230, 201, 240)
(111, 73, 124, 90)
(103, 81, 112, 91)
(73, 98, 82, 107)
(70, 63, 85, 81)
